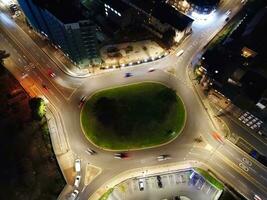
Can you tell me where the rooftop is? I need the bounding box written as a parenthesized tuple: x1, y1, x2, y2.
(117, 0, 193, 31)
(32, 0, 85, 23)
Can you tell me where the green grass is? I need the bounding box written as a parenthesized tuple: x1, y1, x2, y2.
(99, 188, 114, 200)
(81, 82, 186, 150)
(195, 168, 224, 190)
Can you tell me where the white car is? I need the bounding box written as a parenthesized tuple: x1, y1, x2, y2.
(254, 194, 262, 200)
(74, 159, 81, 172)
(157, 155, 171, 161)
(69, 189, 79, 200)
(176, 50, 184, 57)
(138, 179, 145, 191)
(74, 175, 81, 187)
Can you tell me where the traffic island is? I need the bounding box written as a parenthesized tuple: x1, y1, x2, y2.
(81, 82, 186, 150)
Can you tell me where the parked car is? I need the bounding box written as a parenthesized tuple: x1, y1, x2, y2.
(138, 179, 144, 191)
(74, 175, 81, 187)
(75, 159, 81, 172)
(69, 189, 79, 200)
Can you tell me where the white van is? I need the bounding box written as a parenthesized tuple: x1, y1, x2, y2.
(74, 159, 81, 172)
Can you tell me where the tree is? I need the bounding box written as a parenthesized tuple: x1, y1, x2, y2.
(29, 97, 46, 120)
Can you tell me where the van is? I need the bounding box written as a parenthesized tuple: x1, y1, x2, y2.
(74, 159, 81, 172)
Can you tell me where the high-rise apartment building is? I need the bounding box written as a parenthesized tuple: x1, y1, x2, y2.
(18, 0, 100, 68)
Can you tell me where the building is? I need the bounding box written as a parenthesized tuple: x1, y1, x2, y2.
(18, 0, 100, 68)
(187, 0, 220, 14)
(167, 0, 220, 15)
(202, 6, 267, 115)
(100, 0, 193, 45)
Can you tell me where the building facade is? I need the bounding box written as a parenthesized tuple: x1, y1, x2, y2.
(18, 0, 100, 68)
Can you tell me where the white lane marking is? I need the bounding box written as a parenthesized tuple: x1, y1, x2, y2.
(227, 171, 235, 178)
(224, 148, 234, 157)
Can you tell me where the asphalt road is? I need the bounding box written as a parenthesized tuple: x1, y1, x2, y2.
(0, 0, 266, 200)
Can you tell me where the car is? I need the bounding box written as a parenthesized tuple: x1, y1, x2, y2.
(239, 162, 249, 172)
(148, 68, 155, 72)
(15, 10, 21, 17)
(247, 115, 253, 120)
(125, 72, 133, 78)
(157, 155, 171, 161)
(242, 157, 252, 166)
(85, 148, 96, 155)
(69, 189, 79, 200)
(225, 17, 230, 22)
(176, 50, 184, 57)
(74, 159, 81, 172)
(251, 124, 258, 130)
(42, 83, 49, 92)
(226, 10, 231, 16)
(254, 194, 262, 200)
(157, 175, 163, 188)
(47, 69, 56, 78)
(74, 175, 81, 187)
(251, 118, 258, 123)
(78, 96, 86, 108)
(114, 152, 129, 159)
(138, 179, 144, 191)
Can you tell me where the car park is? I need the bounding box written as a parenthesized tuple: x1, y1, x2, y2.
(239, 162, 249, 172)
(157, 155, 171, 161)
(242, 157, 252, 166)
(138, 179, 144, 191)
(69, 189, 79, 200)
(74, 175, 81, 187)
(75, 159, 81, 172)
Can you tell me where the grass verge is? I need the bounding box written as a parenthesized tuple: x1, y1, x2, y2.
(195, 168, 224, 190)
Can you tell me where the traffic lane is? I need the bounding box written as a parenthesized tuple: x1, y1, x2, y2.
(0, 13, 84, 92)
(210, 154, 267, 200)
(220, 143, 267, 187)
(221, 114, 267, 154)
(187, 145, 267, 200)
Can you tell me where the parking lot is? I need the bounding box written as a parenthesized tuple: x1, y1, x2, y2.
(107, 170, 219, 200)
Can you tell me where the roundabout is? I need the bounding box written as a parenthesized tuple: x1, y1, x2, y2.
(80, 82, 186, 150)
